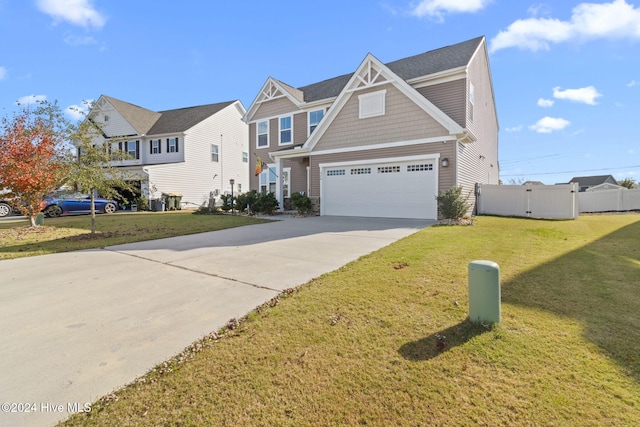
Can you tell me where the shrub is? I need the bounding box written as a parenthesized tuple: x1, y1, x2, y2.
(436, 186, 470, 220)
(290, 192, 312, 215)
(234, 190, 279, 215)
(136, 197, 149, 211)
(253, 192, 279, 214)
(220, 194, 232, 212)
(235, 191, 259, 213)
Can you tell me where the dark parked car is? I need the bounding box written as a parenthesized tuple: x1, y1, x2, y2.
(43, 191, 118, 218)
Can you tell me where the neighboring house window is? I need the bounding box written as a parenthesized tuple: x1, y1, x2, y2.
(279, 116, 292, 145)
(104, 115, 109, 122)
(237, 183, 242, 192)
(167, 137, 179, 153)
(150, 139, 161, 154)
(259, 165, 276, 193)
(124, 141, 139, 159)
(257, 121, 269, 147)
(211, 144, 219, 162)
(358, 90, 386, 119)
(469, 82, 475, 122)
(309, 109, 324, 134)
(242, 151, 248, 162)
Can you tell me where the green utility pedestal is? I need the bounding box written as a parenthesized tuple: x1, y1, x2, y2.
(468, 260, 501, 324)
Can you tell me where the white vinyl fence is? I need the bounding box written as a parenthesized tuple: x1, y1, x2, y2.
(477, 183, 579, 219)
(578, 188, 640, 213)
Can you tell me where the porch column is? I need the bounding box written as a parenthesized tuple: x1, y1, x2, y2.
(275, 157, 284, 212)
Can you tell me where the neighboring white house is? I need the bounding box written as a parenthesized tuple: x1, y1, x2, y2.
(82, 95, 249, 209)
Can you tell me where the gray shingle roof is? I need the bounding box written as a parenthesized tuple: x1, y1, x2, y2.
(102, 96, 235, 136)
(296, 36, 484, 103)
(147, 101, 236, 135)
(103, 95, 161, 135)
(569, 175, 618, 187)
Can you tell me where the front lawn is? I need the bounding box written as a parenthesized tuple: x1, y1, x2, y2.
(61, 214, 640, 426)
(0, 211, 272, 260)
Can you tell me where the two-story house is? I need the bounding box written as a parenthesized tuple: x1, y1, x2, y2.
(243, 36, 499, 220)
(83, 95, 249, 209)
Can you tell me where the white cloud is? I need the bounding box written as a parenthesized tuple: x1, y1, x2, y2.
(411, 0, 491, 20)
(16, 94, 47, 105)
(505, 125, 523, 132)
(490, 0, 640, 52)
(537, 98, 554, 107)
(0, 66, 6, 80)
(629, 80, 640, 87)
(553, 86, 602, 105)
(36, 0, 106, 29)
(65, 101, 92, 121)
(529, 116, 571, 133)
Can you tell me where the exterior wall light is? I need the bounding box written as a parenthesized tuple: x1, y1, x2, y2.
(441, 158, 449, 167)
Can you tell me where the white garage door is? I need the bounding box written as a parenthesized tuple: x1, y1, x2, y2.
(321, 158, 438, 219)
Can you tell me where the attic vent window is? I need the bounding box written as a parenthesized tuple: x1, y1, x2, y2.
(358, 89, 386, 119)
(104, 115, 109, 122)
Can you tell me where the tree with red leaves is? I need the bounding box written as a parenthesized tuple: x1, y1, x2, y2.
(0, 101, 69, 226)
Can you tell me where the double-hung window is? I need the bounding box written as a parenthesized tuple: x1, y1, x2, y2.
(257, 121, 269, 148)
(125, 141, 139, 159)
(242, 151, 248, 162)
(309, 109, 324, 134)
(259, 166, 277, 194)
(167, 137, 179, 153)
(150, 139, 161, 154)
(279, 116, 292, 145)
(211, 144, 219, 162)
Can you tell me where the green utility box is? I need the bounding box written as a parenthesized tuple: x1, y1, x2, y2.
(36, 212, 45, 226)
(468, 260, 501, 324)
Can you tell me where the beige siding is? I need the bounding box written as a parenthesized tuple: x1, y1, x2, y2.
(309, 142, 455, 198)
(315, 84, 448, 151)
(293, 112, 307, 144)
(253, 97, 300, 120)
(416, 79, 466, 127)
(282, 158, 309, 195)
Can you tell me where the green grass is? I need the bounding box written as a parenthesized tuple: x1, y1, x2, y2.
(57, 214, 640, 426)
(0, 211, 271, 259)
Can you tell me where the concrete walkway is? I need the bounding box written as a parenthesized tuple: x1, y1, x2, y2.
(0, 216, 433, 426)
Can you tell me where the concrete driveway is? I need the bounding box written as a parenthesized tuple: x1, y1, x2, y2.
(0, 215, 433, 426)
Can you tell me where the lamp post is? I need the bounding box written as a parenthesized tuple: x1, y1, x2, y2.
(229, 178, 235, 214)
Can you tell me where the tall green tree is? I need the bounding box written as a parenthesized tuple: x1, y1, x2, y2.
(0, 101, 69, 226)
(66, 114, 135, 235)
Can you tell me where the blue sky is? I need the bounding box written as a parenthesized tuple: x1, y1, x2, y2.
(1, 0, 639, 184)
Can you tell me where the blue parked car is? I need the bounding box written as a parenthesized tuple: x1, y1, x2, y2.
(43, 191, 118, 218)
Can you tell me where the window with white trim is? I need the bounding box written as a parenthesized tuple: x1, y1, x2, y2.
(309, 109, 324, 134)
(211, 144, 219, 162)
(282, 168, 291, 198)
(242, 151, 248, 162)
(257, 121, 269, 147)
(150, 139, 161, 154)
(279, 116, 292, 145)
(167, 137, 179, 153)
(259, 165, 277, 193)
(358, 90, 386, 119)
(126, 141, 139, 159)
